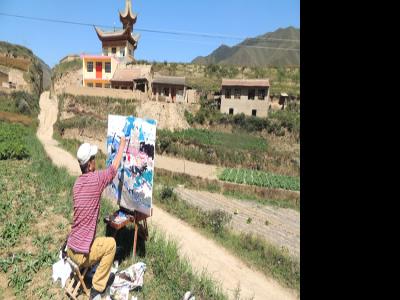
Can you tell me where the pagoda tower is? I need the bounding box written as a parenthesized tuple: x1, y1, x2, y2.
(94, 0, 140, 61)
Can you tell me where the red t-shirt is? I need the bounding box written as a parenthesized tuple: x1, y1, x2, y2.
(67, 165, 117, 254)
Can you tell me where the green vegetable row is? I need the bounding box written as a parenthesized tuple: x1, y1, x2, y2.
(219, 168, 300, 191)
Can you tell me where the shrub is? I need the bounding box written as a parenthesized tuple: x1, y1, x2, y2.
(10, 91, 38, 116)
(160, 186, 175, 201)
(194, 110, 207, 125)
(184, 110, 194, 125)
(233, 113, 246, 127)
(204, 210, 232, 234)
(16, 99, 31, 115)
(157, 135, 172, 153)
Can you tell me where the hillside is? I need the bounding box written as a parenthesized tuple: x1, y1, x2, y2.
(192, 27, 300, 67)
(0, 41, 51, 94)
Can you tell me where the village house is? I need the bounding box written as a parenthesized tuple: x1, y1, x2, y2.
(151, 75, 187, 103)
(59, 54, 80, 64)
(220, 79, 270, 117)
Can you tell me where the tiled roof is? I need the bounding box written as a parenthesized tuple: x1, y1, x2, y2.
(221, 79, 270, 87)
(94, 27, 139, 43)
(152, 75, 185, 85)
(111, 67, 149, 82)
(95, 27, 125, 37)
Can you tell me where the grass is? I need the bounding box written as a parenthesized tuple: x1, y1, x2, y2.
(154, 186, 300, 292)
(51, 59, 82, 81)
(157, 106, 300, 175)
(55, 115, 107, 132)
(158, 128, 267, 151)
(222, 190, 299, 211)
(0, 121, 75, 297)
(0, 91, 40, 117)
(0, 119, 227, 299)
(58, 93, 137, 120)
(183, 102, 300, 176)
(156, 128, 269, 170)
(0, 122, 31, 160)
(0, 111, 36, 126)
(0, 41, 35, 59)
(120, 228, 227, 300)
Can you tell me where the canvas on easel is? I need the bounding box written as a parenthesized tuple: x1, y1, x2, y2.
(106, 114, 157, 216)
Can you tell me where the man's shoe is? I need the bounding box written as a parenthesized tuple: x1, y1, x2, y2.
(106, 272, 115, 288)
(89, 273, 115, 299)
(89, 287, 102, 300)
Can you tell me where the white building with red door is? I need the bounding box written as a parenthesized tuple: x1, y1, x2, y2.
(81, 55, 119, 88)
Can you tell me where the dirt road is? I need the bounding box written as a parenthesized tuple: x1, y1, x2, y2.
(37, 92, 81, 176)
(37, 92, 298, 300)
(175, 187, 300, 259)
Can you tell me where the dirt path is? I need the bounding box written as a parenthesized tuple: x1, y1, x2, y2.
(176, 187, 300, 259)
(37, 92, 298, 300)
(37, 92, 81, 176)
(155, 155, 218, 180)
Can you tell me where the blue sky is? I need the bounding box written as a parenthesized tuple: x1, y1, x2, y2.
(0, 0, 299, 67)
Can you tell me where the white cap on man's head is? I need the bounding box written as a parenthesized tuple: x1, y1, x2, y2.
(77, 143, 98, 165)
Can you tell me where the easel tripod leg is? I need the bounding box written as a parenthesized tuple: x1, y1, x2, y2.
(133, 222, 138, 257)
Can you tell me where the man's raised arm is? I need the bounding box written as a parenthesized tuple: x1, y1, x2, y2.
(112, 136, 126, 170)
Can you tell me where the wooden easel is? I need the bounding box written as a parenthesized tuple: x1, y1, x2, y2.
(104, 208, 152, 257)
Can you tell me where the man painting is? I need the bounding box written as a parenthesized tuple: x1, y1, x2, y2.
(66, 136, 126, 299)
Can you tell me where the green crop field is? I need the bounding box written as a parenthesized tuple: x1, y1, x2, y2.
(158, 128, 267, 151)
(0, 121, 30, 160)
(156, 128, 271, 170)
(218, 168, 300, 191)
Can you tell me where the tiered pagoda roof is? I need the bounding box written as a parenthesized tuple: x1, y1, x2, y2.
(94, 27, 139, 48)
(94, 0, 139, 49)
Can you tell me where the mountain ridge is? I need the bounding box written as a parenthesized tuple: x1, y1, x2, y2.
(192, 27, 300, 67)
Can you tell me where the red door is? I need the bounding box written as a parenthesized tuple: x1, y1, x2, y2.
(96, 62, 102, 79)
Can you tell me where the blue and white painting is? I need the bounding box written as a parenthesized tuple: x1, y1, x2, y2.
(106, 114, 157, 216)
